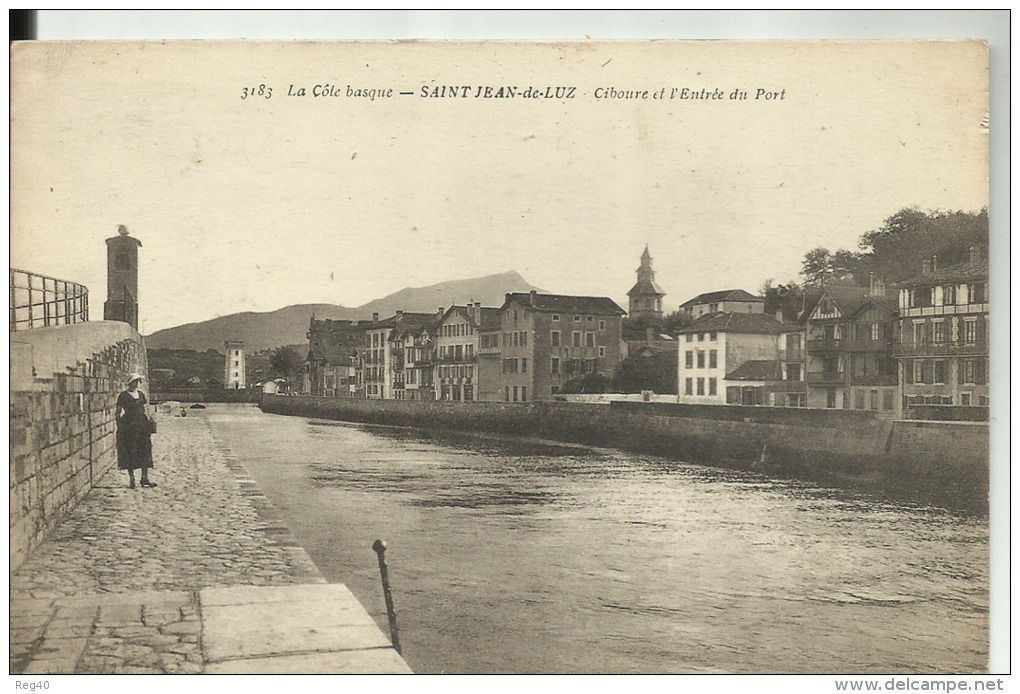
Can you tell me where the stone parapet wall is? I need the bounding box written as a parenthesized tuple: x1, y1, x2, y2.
(10, 322, 148, 570)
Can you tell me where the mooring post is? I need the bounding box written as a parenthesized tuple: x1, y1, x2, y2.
(372, 539, 402, 654)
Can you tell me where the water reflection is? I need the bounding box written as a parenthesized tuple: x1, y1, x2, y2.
(211, 411, 989, 674)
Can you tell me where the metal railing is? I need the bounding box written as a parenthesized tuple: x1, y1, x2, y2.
(9, 268, 89, 331)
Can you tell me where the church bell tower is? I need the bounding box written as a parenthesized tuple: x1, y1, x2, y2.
(627, 245, 666, 320)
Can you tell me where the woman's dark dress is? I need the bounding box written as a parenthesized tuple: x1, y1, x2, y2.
(116, 390, 153, 471)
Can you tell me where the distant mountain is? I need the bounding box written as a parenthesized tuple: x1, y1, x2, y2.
(143, 271, 543, 352)
(144, 304, 355, 353)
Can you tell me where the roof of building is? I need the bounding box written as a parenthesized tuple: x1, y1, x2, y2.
(389, 312, 440, 340)
(439, 304, 502, 332)
(725, 359, 784, 381)
(679, 289, 763, 308)
(503, 292, 627, 316)
(898, 257, 989, 287)
(678, 311, 793, 335)
(627, 277, 666, 297)
(807, 285, 895, 321)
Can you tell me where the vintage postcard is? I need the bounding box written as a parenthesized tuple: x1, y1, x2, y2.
(10, 40, 992, 680)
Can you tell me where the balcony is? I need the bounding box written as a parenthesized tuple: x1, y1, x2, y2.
(893, 342, 987, 358)
(438, 353, 478, 363)
(805, 371, 846, 385)
(807, 338, 892, 353)
(849, 374, 898, 387)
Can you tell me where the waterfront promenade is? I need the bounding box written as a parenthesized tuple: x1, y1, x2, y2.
(9, 410, 411, 674)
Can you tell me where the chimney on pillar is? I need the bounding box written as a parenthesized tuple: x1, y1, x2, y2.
(932, 255, 938, 272)
(529, 290, 537, 307)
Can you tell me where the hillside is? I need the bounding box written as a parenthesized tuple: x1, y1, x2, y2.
(144, 271, 543, 352)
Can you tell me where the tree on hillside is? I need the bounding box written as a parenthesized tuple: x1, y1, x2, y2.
(612, 351, 677, 394)
(798, 208, 988, 290)
(560, 372, 611, 395)
(854, 207, 988, 284)
(800, 247, 860, 287)
(270, 346, 304, 382)
(760, 279, 808, 321)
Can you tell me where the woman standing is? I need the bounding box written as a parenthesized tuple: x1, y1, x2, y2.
(116, 373, 157, 489)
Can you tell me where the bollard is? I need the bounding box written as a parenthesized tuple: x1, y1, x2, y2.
(372, 539, 402, 654)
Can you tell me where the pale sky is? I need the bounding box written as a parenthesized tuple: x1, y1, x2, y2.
(11, 40, 988, 334)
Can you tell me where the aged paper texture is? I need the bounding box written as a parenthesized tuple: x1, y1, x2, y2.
(10, 41, 990, 677)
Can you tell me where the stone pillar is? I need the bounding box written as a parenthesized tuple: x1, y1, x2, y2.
(103, 225, 142, 330)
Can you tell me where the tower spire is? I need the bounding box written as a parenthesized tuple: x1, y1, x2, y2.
(627, 244, 666, 320)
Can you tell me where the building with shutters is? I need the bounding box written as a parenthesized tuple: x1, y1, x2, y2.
(894, 248, 989, 416)
(802, 285, 898, 413)
(497, 291, 626, 401)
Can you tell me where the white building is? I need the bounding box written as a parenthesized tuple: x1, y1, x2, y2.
(224, 340, 245, 389)
(677, 312, 802, 406)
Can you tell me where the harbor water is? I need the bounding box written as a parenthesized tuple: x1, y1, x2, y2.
(204, 405, 988, 674)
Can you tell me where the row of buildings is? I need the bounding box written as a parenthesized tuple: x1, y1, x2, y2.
(305, 291, 627, 403)
(674, 247, 990, 417)
(303, 246, 989, 418)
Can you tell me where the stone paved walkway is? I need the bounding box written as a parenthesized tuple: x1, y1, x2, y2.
(9, 410, 390, 675)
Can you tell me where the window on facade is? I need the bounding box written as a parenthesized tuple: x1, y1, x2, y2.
(910, 288, 933, 308)
(696, 378, 705, 395)
(552, 314, 560, 322)
(551, 331, 560, 347)
(942, 285, 957, 305)
(513, 386, 519, 402)
(685, 351, 693, 369)
(913, 360, 924, 384)
(870, 390, 879, 410)
(521, 386, 528, 402)
(598, 346, 606, 358)
(551, 357, 560, 374)
(709, 350, 717, 369)
(709, 378, 717, 396)
(933, 321, 945, 344)
(870, 323, 880, 341)
(913, 322, 925, 344)
(685, 378, 693, 395)
(709, 303, 719, 313)
(709, 332, 717, 341)
(573, 315, 580, 322)
(572, 332, 582, 347)
(697, 351, 705, 369)
(521, 358, 528, 373)
(585, 332, 595, 347)
(522, 332, 528, 347)
(971, 283, 985, 303)
(963, 320, 977, 344)
(599, 320, 606, 331)
(787, 363, 801, 381)
(586, 316, 594, 323)
(505, 386, 510, 401)
(698, 333, 705, 342)
(855, 391, 865, 409)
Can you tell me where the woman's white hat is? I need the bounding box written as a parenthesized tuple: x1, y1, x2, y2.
(127, 373, 145, 384)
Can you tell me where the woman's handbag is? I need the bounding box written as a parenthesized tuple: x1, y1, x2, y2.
(148, 416, 157, 434)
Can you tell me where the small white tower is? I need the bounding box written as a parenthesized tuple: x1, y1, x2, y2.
(224, 340, 246, 389)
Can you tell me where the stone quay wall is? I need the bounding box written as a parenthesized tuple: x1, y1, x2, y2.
(260, 395, 989, 512)
(10, 321, 149, 570)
